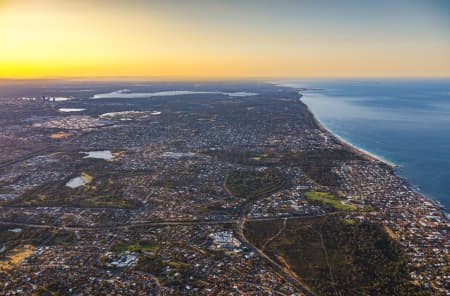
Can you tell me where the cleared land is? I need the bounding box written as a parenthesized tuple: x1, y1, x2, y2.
(0, 245, 34, 270)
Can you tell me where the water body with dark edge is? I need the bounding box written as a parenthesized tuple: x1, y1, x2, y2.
(277, 79, 450, 211)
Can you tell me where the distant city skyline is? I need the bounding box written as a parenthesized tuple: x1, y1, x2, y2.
(1, 0, 449, 79)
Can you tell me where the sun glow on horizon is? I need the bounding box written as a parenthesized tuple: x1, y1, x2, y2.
(1, 0, 449, 79)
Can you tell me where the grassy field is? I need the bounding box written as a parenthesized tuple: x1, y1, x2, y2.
(304, 191, 357, 211)
(167, 260, 190, 270)
(250, 153, 270, 161)
(244, 217, 427, 296)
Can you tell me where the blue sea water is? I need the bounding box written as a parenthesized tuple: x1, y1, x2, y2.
(279, 79, 450, 209)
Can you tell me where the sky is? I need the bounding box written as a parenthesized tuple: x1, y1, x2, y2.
(0, 0, 449, 79)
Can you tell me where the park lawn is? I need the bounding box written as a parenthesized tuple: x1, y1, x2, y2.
(304, 191, 357, 211)
(167, 260, 190, 269)
(250, 153, 270, 161)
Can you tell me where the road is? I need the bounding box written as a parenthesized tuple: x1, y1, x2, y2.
(1, 166, 323, 295)
(235, 204, 317, 296)
(0, 214, 324, 231)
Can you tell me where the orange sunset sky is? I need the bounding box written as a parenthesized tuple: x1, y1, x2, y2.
(1, 0, 449, 79)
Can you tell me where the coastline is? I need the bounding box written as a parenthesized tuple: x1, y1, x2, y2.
(299, 97, 395, 167)
(270, 81, 396, 166)
(298, 94, 449, 219)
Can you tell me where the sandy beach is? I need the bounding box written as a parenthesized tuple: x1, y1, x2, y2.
(299, 97, 395, 167)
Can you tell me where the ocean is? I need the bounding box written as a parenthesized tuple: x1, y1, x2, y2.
(278, 79, 450, 209)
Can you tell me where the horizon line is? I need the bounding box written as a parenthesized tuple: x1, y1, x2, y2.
(1, 75, 450, 82)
